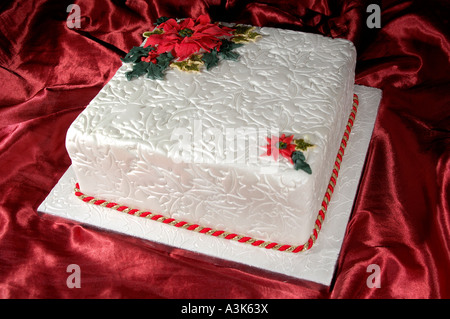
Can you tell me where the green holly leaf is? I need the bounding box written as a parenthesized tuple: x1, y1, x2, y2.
(121, 46, 155, 63)
(143, 52, 174, 80)
(156, 52, 174, 69)
(201, 49, 220, 70)
(291, 151, 312, 174)
(220, 39, 243, 52)
(155, 16, 170, 26)
(294, 160, 312, 174)
(125, 61, 150, 81)
(291, 151, 305, 162)
(219, 49, 240, 61)
(146, 62, 165, 80)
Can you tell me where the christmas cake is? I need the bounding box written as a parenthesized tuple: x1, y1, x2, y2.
(66, 15, 358, 252)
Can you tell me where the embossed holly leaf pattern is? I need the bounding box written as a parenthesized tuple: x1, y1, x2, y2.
(291, 151, 312, 174)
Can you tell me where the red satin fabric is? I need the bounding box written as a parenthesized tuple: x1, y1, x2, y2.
(0, 0, 449, 298)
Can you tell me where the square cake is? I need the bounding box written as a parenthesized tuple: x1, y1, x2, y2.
(66, 16, 357, 253)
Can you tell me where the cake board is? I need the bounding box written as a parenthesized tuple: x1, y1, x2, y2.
(38, 85, 382, 286)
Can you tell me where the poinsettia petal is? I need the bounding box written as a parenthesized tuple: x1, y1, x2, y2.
(175, 42, 201, 60)
(190, 36, 221, 52)
(203, 25, 233, 37)
(284, 135, 294, 144)
(192, 24, 230, 38)
(179, 18, 195, 30)
(160, 18, 179, 32)
(287, 144, 296, 153)
(146, 33, 177, 46)
(144, 33, 166, 47)
(272, 150, 279, 161)
(156, 42, 177, 54)
(280, 149, 290, 158)
(195, 14, 211, 25)
(219, 25, 234, 33)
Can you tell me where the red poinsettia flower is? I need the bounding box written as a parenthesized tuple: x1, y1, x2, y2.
(262, 134, 296, 163)
(143, 14, 234, 61)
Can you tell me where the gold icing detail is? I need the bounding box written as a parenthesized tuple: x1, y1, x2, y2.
(181, 223, 191, 230)
(232, 235, 244, 241)
(314, 224, 321, 233)
(170, 54, 204, 72)
(285, 246, 296, 252)
(258, 242, 269, 248)
(232, 25, 261, 43)
(317, 214, 323, 224)
(143, 28, 163, 37)
(192, 225, 202, 232)
(169, 220, 179, 226)
(293, 138, 314, 151)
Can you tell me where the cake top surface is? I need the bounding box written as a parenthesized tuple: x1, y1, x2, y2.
(68, 21, 356, 175)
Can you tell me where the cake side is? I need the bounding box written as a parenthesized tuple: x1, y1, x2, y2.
(66, 26, 356, 245)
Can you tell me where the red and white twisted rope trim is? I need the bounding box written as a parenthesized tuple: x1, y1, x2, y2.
(74, 94, 359, 253)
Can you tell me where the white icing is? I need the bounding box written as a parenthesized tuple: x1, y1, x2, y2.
(66, 26, 356, 245)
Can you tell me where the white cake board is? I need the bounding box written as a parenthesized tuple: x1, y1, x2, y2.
(38, 85, 381, 286)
